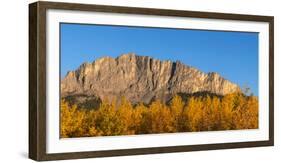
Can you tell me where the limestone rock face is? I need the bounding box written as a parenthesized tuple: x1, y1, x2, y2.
(61, 53, 240, 104)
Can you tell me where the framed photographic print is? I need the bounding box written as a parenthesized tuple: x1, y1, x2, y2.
(29, 1, 274, 161)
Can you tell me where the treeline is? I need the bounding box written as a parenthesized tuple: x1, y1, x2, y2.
(60, 92, 258, 138)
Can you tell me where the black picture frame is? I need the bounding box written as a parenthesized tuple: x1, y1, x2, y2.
(29, 1, 274, 161)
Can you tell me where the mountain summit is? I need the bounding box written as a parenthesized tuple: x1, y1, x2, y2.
(61, 53, 240, 104)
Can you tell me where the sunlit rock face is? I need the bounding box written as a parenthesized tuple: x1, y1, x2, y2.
(61, 53, 240, 104)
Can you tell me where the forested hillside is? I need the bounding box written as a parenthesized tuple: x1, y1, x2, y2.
(60, 92, 258, 138)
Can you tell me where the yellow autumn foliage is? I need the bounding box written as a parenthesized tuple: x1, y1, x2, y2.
(60, 92, 258, 138)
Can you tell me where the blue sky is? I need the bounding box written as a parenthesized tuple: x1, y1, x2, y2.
(60, 23, 259, 95)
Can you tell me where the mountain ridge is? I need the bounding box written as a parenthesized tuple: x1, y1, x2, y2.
(61, 53, 240, 104)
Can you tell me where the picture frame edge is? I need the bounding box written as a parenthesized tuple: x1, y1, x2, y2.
(29, 1, 39, 161)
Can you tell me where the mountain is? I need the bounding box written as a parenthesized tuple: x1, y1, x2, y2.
(61, 53, 240, 106)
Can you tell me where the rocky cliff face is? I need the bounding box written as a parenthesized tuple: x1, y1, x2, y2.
(61, 53, 240, 104)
